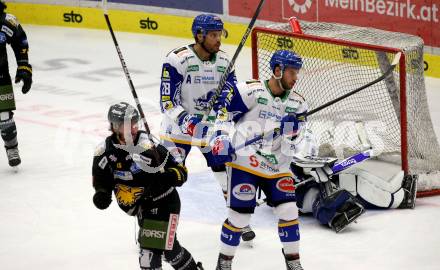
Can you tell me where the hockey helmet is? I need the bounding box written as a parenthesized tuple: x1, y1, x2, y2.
(270, 50, 303, 72)
(107, 102, 140, 128)
(0, 1, 6, 13)
(191, 14, 225, 38)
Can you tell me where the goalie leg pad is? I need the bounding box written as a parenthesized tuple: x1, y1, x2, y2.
(340, 168, 404, 208)
(313, 190, 357, 225)
(329, 197, 365, 233)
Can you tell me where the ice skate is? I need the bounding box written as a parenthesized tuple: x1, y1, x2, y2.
(215, 253, 233, 270)
(6, 146, 21, 167)
(399, 175, 418, 209)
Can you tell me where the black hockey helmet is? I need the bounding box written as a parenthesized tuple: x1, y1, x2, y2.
(107, 102, 140, 129)
(0, 1, 6, 13)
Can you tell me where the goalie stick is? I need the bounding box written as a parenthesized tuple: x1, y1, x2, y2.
(236, 51, 402, 151)
(202, 0, 266, 120)
(102, 0, 163, 169)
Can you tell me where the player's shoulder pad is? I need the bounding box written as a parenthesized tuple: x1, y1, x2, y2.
(239, 79, 264, 94)
(94, 140, 107, 157)
(5, 13, 19, 28)
(166, 45, 193, 67)
(290, 90, 306, 102)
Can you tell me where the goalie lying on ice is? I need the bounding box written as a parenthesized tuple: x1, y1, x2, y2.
(291, 152, 417, 233)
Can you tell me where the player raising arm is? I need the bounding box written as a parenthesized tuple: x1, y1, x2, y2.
(92, 102, 203, 270)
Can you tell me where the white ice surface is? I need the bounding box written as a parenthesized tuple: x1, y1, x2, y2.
(0, 25, 439, 270)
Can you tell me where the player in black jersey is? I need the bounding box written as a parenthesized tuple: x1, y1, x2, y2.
(92, 102, 203, 270)
(0, 1, 32, 167)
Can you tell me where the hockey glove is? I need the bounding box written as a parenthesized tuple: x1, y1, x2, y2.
(209, 131, 235, 166)
(93, 191, 112, 210)
(161, 164, 188, 187)
(177, 112, 208, 138)
(15, 63, 32, 94)
(280, 113, 299, 139)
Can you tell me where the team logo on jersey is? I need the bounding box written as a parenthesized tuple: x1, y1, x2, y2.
(276, 177, 296, 193)
(193, 89, 216, 111)
(114, 170, 133, 181)
(115, 184, 144, 207)
(232, 184, 256, 201)
(288, 0, 313, 14)
(162, 67, 170, 79)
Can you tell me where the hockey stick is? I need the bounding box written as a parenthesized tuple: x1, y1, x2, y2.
(102, 0, 163, 168)
(236, 52, 402, 150)
(203, 0, 266, 120)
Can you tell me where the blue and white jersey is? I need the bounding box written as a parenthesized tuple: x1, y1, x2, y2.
(227, 80, 309, 178)
(159, 44, 236, 146)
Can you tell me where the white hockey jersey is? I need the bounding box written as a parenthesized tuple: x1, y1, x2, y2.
(159, 44, 236, 146)
(226, 80, 309, 178)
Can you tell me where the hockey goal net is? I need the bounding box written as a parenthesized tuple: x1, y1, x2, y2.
(251, 20, 440, 197)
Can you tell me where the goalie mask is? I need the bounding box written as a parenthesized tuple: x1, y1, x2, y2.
(107, 102, 140, 132)
(191, 14, 227, 40)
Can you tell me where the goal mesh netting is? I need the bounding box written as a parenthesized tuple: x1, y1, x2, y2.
(252, 21, 440, 196)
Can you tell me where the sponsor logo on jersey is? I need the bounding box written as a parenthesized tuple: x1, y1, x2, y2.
(130, 162, 142, 174)
(115, 184, 144, 207)
(186, 65, 199, 72)
(0, 93, 14, 101)
(257, 97, 268, 105)
(1, 25, 13, 37)
(166, 214, 179, 250)
(141, 229, 166, 239)
(285, 106, 297, 113)
(0, 32, 6, 43)
(232, 184, 256, 201)
(98, 156, 108, 169)
(259, 110, 282, 121)
(139, 17, 159, 30)
(276, 177, 296, 193)
(114, 170, 133, 181)
(116, 163, 121, 169)
(63, 11, 83, 23)
(109, 155, 117, 162)
(256, 151, 278, 165)
(217, 66, 226, 73)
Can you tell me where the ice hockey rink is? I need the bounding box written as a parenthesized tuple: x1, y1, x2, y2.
(1, 25, 440, 270)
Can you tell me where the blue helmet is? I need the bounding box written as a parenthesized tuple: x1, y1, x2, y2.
(269, 50, 303, 72)
(192, 14, 224, 38)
